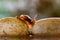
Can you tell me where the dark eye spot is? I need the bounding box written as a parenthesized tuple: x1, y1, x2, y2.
(24, 16, 32, 24)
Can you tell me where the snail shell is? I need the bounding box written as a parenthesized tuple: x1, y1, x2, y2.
(32, 18, 60, 36)
(0, 17, 29, 37)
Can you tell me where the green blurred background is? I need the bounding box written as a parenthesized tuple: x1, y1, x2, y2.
(0, 0, 60, 20)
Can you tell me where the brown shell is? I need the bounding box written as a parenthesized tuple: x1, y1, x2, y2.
(32, 18, 60, 36)
(0, 17, 29, 37)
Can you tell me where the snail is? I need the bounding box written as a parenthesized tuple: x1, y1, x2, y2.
(32, 17, 60, 37)
(0, 15, 35, 37)
(0, 15, 60, 37)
